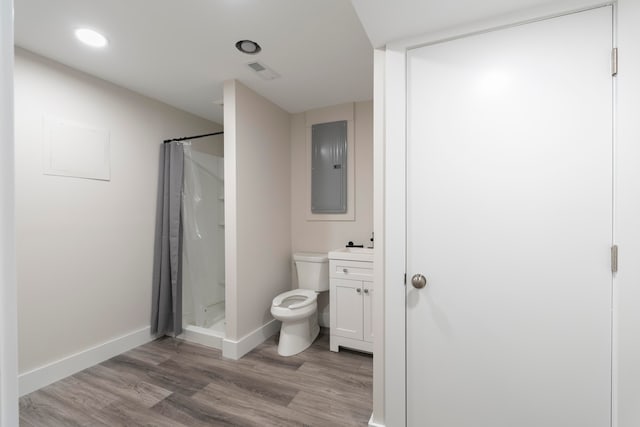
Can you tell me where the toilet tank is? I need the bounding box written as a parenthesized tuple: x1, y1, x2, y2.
(293, 252, 329, 292)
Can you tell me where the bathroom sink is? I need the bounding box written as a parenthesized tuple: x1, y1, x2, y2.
(328, 247, 374, 262)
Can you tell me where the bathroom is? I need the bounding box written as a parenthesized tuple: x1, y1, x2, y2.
(8, 0, 376, 423)
(155, 85, 374, 357)
(11, 71, 375, 353)
(7, 1, 640, 426)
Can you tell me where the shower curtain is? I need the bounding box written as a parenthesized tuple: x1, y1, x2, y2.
(181, 146, 225, 328)
(151, 141, 184, 336)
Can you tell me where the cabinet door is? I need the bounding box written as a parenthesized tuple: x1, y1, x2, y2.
(332, 279, 363, 340)
(363, 281, 374, 343)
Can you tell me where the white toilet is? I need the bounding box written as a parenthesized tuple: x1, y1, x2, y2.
(271, 252, 329, 356)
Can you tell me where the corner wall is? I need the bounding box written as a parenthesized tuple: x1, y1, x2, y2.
(223, 80, 291, 355)
(14, 49, 221, 381)
(291, 101, 373, 252)
(0, 0, 18, 423)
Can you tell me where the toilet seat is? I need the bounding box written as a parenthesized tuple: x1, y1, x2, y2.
(271, 289, 317, 310)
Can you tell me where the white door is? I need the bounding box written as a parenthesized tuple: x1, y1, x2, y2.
(406, 7, 613, 427)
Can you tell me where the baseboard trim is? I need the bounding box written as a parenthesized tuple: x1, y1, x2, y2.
(19, 326, 154, 396)
(222, 319, 280, 360)
(369, 413, 385, 427)
(330, 334, 373, 353)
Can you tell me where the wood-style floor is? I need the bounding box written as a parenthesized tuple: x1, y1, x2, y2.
(19, 329, 373, 426)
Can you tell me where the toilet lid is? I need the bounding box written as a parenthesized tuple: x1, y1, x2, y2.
(272, 289, 317, 310)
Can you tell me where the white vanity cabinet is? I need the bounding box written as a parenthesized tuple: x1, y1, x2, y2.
(329, 255, 374, 353)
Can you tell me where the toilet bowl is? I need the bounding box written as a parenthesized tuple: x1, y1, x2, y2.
(271, 289, 319, 356)
(271, 253, 329, 356)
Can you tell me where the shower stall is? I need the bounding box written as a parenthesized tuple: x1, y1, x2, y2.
(151, 131, 225, 348)
(180, 140, 226, 347)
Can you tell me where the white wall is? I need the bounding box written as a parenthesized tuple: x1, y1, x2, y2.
(290, 101, 373, 325)
(14, 49, 221, 375)
(0, 0, 18, 424)
(223, 80, 291, 344)
(291, 101, 373, 252)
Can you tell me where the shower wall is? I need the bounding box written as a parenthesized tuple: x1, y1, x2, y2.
(182, 144, 225, 329)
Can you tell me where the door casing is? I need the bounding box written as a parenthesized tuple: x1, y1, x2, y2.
(380, 1, 617, 425)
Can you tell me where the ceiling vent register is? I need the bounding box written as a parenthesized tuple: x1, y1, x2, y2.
(247, 62, 280, 80)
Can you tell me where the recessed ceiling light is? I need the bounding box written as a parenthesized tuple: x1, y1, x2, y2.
(75, 28, 108, 48)
(235, 40, 261, 55)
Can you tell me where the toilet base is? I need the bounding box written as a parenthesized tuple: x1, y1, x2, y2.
(276, 315, 320, 357)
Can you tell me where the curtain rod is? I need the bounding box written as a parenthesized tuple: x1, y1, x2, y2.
(163, 131, 224, 143)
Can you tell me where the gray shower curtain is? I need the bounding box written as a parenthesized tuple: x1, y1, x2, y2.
(151, 141, 184, 337)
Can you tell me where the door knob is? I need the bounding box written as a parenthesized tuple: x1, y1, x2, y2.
(411, 274, 427, 289)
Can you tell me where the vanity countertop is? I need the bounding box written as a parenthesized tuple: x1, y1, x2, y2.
(328, 247, 374, 263)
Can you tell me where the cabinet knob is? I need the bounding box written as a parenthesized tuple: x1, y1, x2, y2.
(343, 268, 348, 274)
(364, 289, 369, 294)
(356, 288, 362, 294)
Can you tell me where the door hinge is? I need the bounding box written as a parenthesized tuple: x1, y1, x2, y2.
(612, 48, 618, 76)
(611, 245, 618, 273)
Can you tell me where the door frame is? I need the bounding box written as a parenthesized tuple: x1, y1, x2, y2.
(381, 1, 616, 425)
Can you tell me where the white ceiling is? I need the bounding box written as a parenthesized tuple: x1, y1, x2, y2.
(351, 0, 565, 47)
(15, 0, 374, 124)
